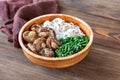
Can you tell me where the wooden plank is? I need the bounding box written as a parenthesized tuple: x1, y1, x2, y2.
(58, 0, 120, 21)
(0, 0, 120, 80)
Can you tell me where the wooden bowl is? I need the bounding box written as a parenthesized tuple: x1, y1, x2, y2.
(18, 14, 93, 68)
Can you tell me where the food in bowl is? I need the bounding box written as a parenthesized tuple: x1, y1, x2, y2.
(22, 18, 89, 57)
(42, 18, 85, 39)
(19, 14, 93, 68)
(23, 24, 60, 57)
(55, 35, 89, 57)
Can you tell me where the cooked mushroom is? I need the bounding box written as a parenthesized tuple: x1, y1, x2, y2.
(41, 42, 46, 49)
(46, 37, 60, 49)
(27, 43, 37, 53)
(52, 37, 60, 45)
(38, 32, 48, 38)
(46, 37, 52, 49)
(51, 41, 58, 49)
(46, 28, 55, 37)
(38, 27, 55, 37)
(51, 37, 60, 49)
(38, 49, 44, 56)
(39, 27, 49, 32)
(43, 48, 54, 57)
(23, 31, 37, 43)
(23, 23, 61, 57)
(33, 37, 46, 52)
(31, 24, 42, 33)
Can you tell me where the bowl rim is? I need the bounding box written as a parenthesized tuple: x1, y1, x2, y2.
(18, 14, 93, 61)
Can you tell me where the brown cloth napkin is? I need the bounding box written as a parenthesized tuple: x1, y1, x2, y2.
(0, 0, 59, 48)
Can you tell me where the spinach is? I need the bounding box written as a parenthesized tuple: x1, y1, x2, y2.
(55, 35, 89, 57)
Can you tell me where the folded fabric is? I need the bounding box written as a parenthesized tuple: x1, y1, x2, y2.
(0, 0, 59, 48)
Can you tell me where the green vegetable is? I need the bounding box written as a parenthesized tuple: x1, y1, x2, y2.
(55, 35, 89, 57)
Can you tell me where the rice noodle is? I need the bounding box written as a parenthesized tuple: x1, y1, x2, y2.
(42, 18, 85, 40)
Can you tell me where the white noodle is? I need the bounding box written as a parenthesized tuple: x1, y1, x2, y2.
(42, 18, 84, 39)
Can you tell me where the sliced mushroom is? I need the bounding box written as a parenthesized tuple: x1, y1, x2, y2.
(40, 27, 49, 32)
(46, 37, 60, 49)
(43, 48, 54, 57)
(46, 28, 55, 37)
(23, 31, 37, 43)
(46, 37, 52, 49)
(38, 32, 48, 38)
(31, 24, 42, 33)
(38, 27, 55, 37)
(23, 24, 60, 57)
(52, 37, 61, 46)
(51, 41, 58, 49)
(51, 37, 60, 49)
(38, 49, 44, 56)
(27, 43, 37, 53)
(41, 42, 46, 49)
(33, 37, 46, 52)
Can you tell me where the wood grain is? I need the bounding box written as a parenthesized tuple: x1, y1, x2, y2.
(0, 0, 120, 80)
(58, 0, 120, 20)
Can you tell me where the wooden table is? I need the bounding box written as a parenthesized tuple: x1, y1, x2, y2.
(0, 0, 120, 80)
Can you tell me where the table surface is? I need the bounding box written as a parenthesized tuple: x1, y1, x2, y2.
(0, 0, 120, 80)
